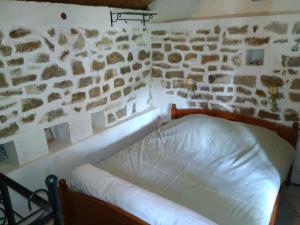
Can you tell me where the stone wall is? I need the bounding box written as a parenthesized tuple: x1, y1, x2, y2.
(0, 25, 151, 140)
(150, 15, 300, 126)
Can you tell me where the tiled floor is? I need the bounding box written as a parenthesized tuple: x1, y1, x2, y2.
(276, 185, 300, 225)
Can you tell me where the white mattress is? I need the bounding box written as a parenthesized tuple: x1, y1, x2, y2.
(72, 115, 294, 225)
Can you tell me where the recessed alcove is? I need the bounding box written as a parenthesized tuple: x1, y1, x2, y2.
(246, 49, 265, 66)
(44, 122, 72, 153)
(91, 110, 106, 133)
(0, 141, 19, 173)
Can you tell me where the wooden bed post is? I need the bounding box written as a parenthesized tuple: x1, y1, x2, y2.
(171, 104, 177, 119)
(59, 179, 71, 225)
(286, 122, 299, 187)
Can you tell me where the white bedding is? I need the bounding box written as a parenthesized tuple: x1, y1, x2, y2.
(71, 114, 294, 225)
(72, 163, 217, 225)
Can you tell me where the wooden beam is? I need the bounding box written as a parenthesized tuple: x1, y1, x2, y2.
(27, 0, 154, 9)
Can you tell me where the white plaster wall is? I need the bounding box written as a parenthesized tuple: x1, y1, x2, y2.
(0, 0, 152, 166)
(150, 0, 300, 22)
(0, 0, 157, 216)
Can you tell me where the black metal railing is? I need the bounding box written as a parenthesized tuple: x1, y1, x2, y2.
(0, 173, 63, 225)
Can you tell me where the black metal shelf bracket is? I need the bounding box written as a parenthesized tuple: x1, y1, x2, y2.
(110, 10, 157, 27)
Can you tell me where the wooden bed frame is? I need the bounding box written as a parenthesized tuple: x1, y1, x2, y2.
(59, 103, 299, 225)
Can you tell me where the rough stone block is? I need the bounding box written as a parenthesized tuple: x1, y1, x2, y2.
(96, 37, 113, 50)
(264, 21, 288, 34)
(216, 95, 233, 102)
(9, 28, 31, 38)
(78, 77, 93, 88)
(284, 108, 299, 121)
(86, 97, 107, 110)
(282, 55, 300, 67)
(73, 34, 85, 50)
(151, 30, 167, 36)
(85, 29, 99, 38)
(111, 91, 121, 101)
(192, 45, 204, 51)
(107, 52, 125, 65)
(72, 92, 86, 103)
(102, 84, 110, 93)
(196, 29, 210, 35)
(289, 92, 300, 102)
(175, 45, 190, 51)
(165, 71, 184, 79)
(54, 80, 73, 89)
(237, 86, 251, 95)
(89, 87, 101, 98)
(152, 51, 164, 61)
(261, 75, 284, 87)
(21, 114, 35, 123)
(227, 25, 248, 34)
(114, 78, 125, 88)
(48, 92, 61, 102)
(72, 60, 85, 75)
(258, 110, 280, 120)
(58, 34, 68, 45)
(138, 50, 150, 61)
(16, 41, 41, 53)
(209, 74, 231, 84)
(234, 75, 256, 88)
(0, 123, 19, 139)
(0, 73, 8, 88)
(21, 98, 43, 112)
(116, 106, 127, 119)
(42, 64, 66, 80)
(168, 53, 182, 63)
(202, 54, 219, 64)
(256, 89, 266, 98)
(123, 86, 132, 96)
(0, 45, 12, 56)
(132, 62, 142, 71)
(25, 84, 47, 94)
(245, 37, 270, 46)
(43, 108, 65, 122)
(292, 21, 300, 34)
(7, 57, 24, 66)
(235, 96, 257, 105)
(291, 79, 300, 89)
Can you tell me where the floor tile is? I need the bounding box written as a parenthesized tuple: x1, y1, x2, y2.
(284, 186, 300, 198)
(286, 197, 300, 215)
(278, 197, 299, 217)
(275, 217, 300, 225)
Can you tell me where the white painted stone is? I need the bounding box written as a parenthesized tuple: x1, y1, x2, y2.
(69, 112, 93, 143)
(13, 125, 49, 165)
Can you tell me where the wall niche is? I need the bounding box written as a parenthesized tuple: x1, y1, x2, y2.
(91, 110, 106, 133)
(246, 49, 265, 66)
(44, 122, 71, 153)
(0, 141, 19, 173)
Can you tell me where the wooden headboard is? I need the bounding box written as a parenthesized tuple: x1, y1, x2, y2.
(171, 104, 299, 148)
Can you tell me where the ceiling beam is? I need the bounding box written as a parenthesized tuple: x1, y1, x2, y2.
(26, 0, 154, 9)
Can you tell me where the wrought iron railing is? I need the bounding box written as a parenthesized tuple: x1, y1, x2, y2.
(0, 173, 63, 225)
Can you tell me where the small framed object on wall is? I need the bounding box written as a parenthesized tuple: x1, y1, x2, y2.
(0, 144, 7, 161)
(246, 49, 264, 66)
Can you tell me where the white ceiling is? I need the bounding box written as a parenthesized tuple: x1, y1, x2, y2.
(149, 0, 300, 22)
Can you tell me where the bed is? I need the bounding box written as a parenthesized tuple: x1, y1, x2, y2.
(59, 104, 299, 225)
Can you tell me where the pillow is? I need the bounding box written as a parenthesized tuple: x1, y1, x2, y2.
(71, 163, 218, 225)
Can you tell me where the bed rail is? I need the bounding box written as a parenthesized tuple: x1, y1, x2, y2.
(0, 173, 63, 225)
